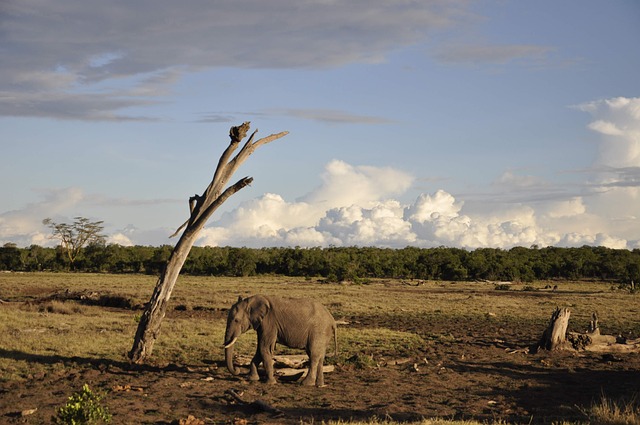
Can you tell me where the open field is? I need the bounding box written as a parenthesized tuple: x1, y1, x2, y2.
(1, 273, 639, 424)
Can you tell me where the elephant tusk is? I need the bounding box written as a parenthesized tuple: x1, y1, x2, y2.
(223, 337, 238, 349)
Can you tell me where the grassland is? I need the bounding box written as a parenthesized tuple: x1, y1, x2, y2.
(0, 272, 638, 424)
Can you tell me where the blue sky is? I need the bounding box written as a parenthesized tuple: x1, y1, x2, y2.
(1, 0, 639, 249)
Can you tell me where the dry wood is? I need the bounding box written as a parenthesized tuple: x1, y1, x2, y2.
(128, 123, 288, 364)
(276, 365, 335, 378)
(232, 354, 334, 382)
(534, 307, 571, 351)
(534, 308, 640, 354)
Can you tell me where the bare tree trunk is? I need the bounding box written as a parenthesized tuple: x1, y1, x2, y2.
(129, 122, 288, 364)
(534, 307, 571, 352)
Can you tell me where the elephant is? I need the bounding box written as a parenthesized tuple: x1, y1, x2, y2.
(223, 294, 337, 387)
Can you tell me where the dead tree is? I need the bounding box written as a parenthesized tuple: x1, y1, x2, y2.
(534, 307, 572, 351)
(129, 122, 288, 364)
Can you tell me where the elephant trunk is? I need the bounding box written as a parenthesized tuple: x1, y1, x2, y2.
(224, 337, 239, 375)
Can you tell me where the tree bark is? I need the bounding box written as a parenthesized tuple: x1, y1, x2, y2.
(128, 122, 288, 364)
(534, 307, 571, 352)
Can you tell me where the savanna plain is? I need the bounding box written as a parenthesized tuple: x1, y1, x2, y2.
(0, 273, 639, 424)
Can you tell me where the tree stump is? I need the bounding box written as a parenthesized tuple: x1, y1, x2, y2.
(534, 307, 571, 352)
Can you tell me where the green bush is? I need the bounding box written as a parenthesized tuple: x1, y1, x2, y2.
(54, 384, 111, 425)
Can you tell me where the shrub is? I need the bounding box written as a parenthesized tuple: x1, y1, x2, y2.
(54, 384, 111, 425)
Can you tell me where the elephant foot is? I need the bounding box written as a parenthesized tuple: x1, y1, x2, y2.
(248, 374, 260, 382)
(265, 377, 277, 385)
(300, 378, 316, 386)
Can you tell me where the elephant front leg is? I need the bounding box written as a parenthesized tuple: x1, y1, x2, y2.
(260, 345, 277, 384)
(248, 348, 262, 382)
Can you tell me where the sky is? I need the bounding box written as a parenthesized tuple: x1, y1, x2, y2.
(1, 1, 640, 250)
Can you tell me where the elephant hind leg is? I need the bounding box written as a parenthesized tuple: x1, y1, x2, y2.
(301, 352, 325, 387)
(315, 354, 326, 387)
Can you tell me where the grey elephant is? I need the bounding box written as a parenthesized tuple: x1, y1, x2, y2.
(223, 294, 337, 387)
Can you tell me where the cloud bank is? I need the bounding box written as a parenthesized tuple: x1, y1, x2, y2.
(194, 97, 640, 250)
(2, 97, 639, 250)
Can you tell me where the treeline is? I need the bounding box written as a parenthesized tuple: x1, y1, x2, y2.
(2, 244, 640, 283)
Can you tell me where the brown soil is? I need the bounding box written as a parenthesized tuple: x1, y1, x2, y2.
(1, 300, 639, 425)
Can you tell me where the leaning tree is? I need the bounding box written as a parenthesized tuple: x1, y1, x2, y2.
(129, 122, 288, 364)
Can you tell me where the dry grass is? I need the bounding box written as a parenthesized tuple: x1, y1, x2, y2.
(587, 395, 640, 425)
(2, 274, 639, 373)
(316, 419, 513, 425)
(1, 272, 639, 424)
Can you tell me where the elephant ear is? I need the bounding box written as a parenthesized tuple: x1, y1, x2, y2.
(249, 296, 270, 329)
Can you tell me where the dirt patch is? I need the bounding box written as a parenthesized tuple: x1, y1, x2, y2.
(2, 280, 639, 424)
(2, 306, 639, 425)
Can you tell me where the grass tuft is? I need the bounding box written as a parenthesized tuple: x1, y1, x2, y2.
(588, 394, 639, 425)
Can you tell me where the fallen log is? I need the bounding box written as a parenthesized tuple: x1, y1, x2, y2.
(533, 308, 640, 354)
(276, 365, 334, 378)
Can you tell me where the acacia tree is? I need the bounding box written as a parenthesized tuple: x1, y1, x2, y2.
(43, 216, 106, 270)
(129, 122, 288, 363)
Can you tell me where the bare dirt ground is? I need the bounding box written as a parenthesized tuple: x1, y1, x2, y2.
(1, 290, 639, 424)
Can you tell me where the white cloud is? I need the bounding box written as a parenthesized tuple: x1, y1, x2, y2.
(574, 97, 640, 244)
(544, 197, 586, 218)
(0, 187, 85, 247)
(196, 96, 640, 251)
(577, 97, 640, 169)
(197, 161, 414, 247)
(195, 151, 632, 249)
(588, 120, 625, 136)
(301, 159, 414, 208)
(108, 233, 134, 247)
(4, 96, 639, 250)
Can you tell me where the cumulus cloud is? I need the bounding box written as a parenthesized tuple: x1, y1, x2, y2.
(573, 97, 640, 244)
(196, 159, 634, 250)
(576, 97, 640, 169)
(195, 97, 640, 250)
(197, 160, 415, 247)
(0, 188, 179, 248)
(0, 187, 85, 247)
(1, 0, 464, 120)
(302, 160, 414, 207)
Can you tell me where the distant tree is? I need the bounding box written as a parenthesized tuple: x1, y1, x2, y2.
(43, 216, 106, 270)
(0, 242, 22, 271)
(23, 244, 56, 271)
